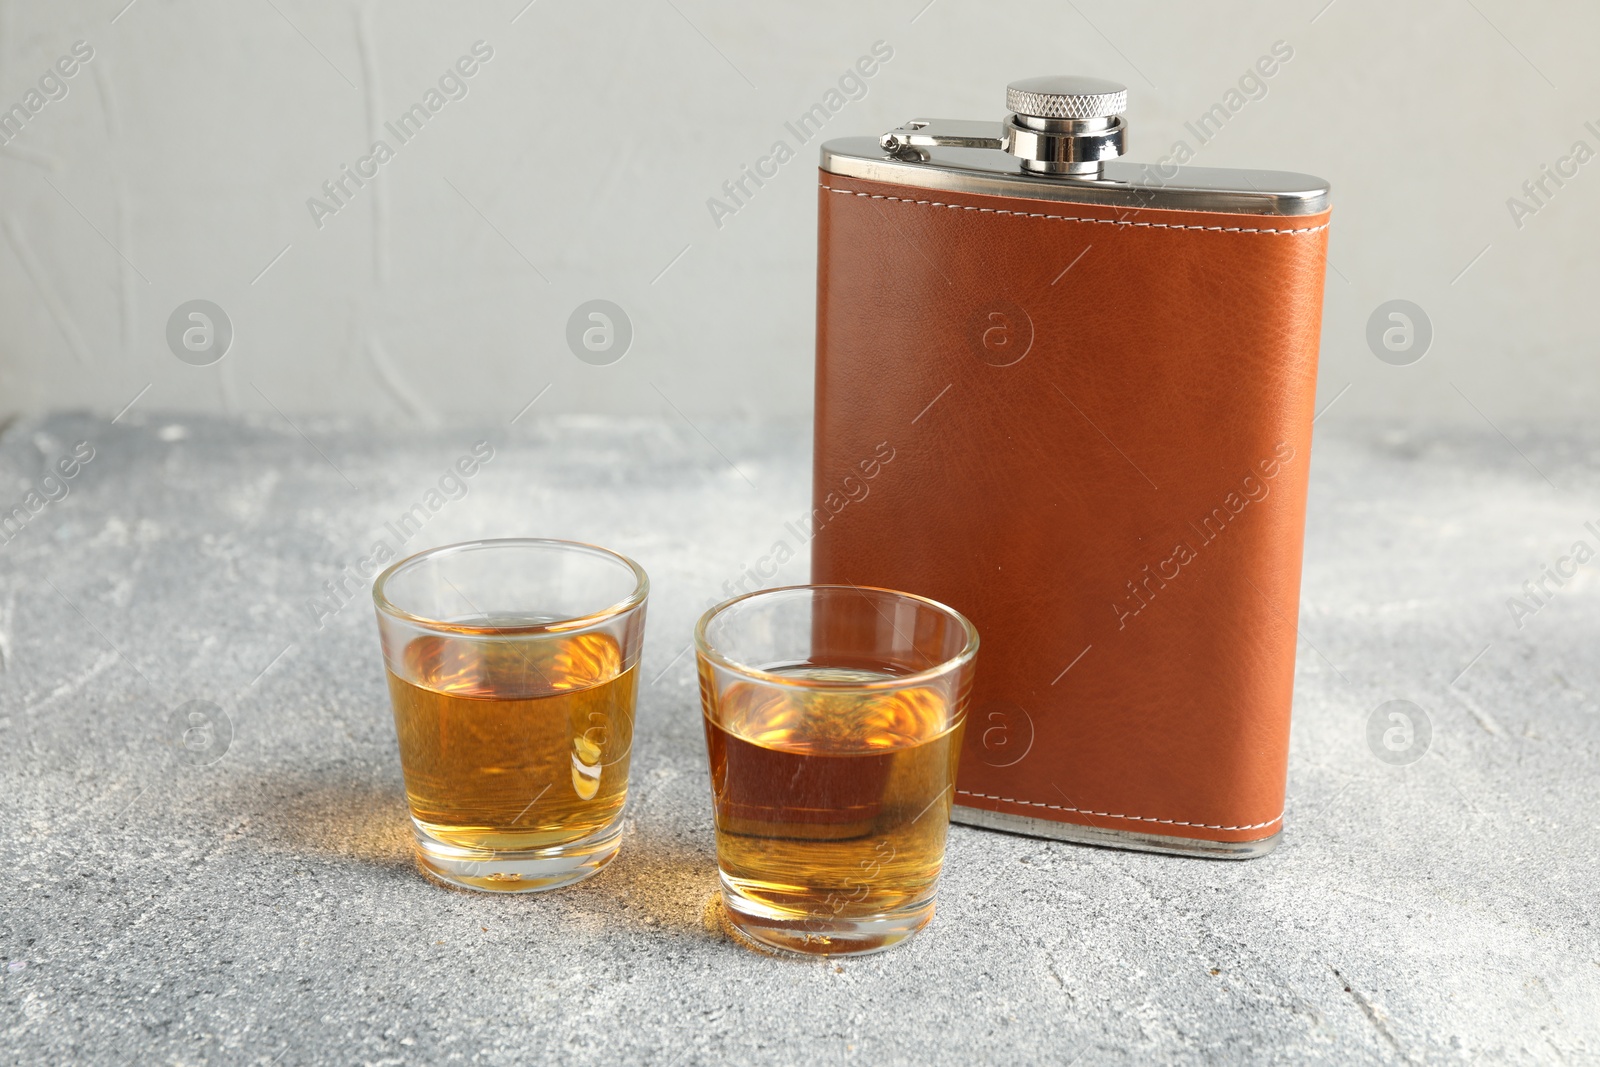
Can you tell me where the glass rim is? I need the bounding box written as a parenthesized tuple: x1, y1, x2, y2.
(371, 537, 649, 636)
(693, 583, 979, 691)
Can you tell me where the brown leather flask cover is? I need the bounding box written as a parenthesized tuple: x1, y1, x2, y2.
(810, 170, 1331, 847)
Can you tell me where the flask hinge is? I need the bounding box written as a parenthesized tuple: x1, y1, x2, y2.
(881, 115, 1126, 176)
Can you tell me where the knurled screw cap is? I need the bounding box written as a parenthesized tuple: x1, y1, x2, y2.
(1005, 76, 1128, 120)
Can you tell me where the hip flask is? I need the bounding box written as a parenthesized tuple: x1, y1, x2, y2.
(809, 76, 1331, 858)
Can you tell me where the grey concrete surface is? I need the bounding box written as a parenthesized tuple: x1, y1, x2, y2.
(0, 412, 1596, 1065)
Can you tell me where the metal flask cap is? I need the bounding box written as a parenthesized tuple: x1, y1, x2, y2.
(1004, 75, 1128, 174)
(1005, 76, 1128, 121)
(879, 75, 1131, 175)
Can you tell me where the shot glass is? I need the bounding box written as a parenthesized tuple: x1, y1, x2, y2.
(372, 538, 648, 892)
(695, 584, 978, 955)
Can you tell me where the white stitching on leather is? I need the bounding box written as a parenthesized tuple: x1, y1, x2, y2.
(955, 789, 1284, 832)
(820, 184, 1329, 235)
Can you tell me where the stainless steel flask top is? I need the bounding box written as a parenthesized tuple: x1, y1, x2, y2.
(830, 75, 1329, 216)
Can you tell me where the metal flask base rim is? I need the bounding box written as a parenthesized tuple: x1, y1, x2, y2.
(950, 804, 1282, 860)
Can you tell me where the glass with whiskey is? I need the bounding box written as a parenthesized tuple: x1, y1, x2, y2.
(372, 538, 648, 892)
(695, 585, 978, 955)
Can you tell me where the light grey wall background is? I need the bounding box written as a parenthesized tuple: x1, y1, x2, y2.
(0, 0, 1594, 424)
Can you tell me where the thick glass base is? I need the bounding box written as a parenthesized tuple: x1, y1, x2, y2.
(718, 875, 935, 957)
(411, 817, 622, 893)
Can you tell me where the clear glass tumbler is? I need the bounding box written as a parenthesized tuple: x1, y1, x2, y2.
(372, 538, 648, 892)
(695, 584, 978, 955)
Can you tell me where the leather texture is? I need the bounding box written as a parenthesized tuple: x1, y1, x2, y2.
(810, 169, 1330, 845)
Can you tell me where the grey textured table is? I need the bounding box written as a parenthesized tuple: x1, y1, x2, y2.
(1, 413, 1596, 1065)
